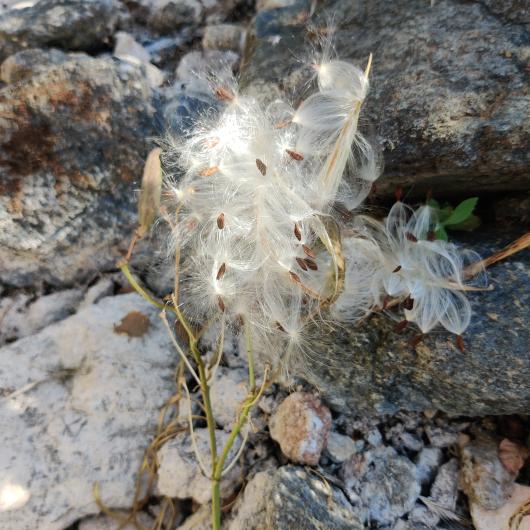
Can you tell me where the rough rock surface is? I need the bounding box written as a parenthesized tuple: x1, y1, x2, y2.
(0, 52, 156, 288)
(0, 0, 121, 61)
(156, 428, 242, 503)
(269, 391, 332, 465)
(229, 466, 364, 529)
(341, 446, 421, 525)
(0, 293, 176, 530)
(459, 436, 516, 510)
(0, 288, 83, 345)
(210, 366, 249, 430)
(305, 230, 530, 415)
(241, 0, 530, 198)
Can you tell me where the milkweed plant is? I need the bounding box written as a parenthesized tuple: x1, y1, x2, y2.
(120, 38, 494, 530)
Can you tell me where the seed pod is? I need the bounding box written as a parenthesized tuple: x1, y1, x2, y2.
(286, 149, 304, 161)
(296, 257, 308, 271)
(215, 87, 234, 101)
(201, 166, 219, 177)
(304, 258, 318, 271)
(138, 147, 162, 237)
(216, 263, 226, 280)
(294, 223, 302, 241)
(256, 159, 267, 176)
(302, 244, 316, 259)
(217, 213, 225, 229)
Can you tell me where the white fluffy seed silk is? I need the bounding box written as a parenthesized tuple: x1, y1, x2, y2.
(159, 42, 485, 369)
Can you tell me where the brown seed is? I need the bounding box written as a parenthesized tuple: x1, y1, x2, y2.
(403, 296, 414, 311)
(395, 320, 409, 333)
(405, 232, 418, 243)
(286, 149, 304, 161)
(382, 295, 391, 310)
(427, 230, 435, 241)
(200, 166, 219, 177)
(217, 296, 225, 312)
(392, 265, 402, 273)
(289, 271, 301, 284)
(304, 258, 318, 271)
(216, 263, 226, 280)
(256, 158, 267, 176)
(410, 333, 424, 348)
(203, 137, 220, 149)
(276, 321, 286, 332)
(274, 120, 291, 129)
(456, 335, 465, 352)
(395, 186, 403, 202)
(302, 244, 316, 259)
(215, 87, 234, 101)
(296, 257, 308, 271)
(294, 223, 302, 241)
(217, 213, 225, 229)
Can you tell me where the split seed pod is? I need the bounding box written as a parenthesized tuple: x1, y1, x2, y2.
(138, 147, 162, 237)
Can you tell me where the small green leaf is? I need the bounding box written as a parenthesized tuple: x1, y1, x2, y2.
(437, 206, 454, 223)
(443, 197, 478, 226)
(434, 225, 448, 241)
(427, 198, 440, 209)
(447, 214, 481, 232)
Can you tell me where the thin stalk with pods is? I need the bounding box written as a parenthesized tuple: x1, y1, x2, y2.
(112, 32, 530, 530)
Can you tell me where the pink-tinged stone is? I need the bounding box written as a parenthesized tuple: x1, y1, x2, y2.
(269, 391, 332, 465)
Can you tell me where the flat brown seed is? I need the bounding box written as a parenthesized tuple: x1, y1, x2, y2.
(410, 333, 424, 348)
(427, 230, 435, 241)
(403, 296, 414, 311)
(392, 265, 402, 273)
(274, 120, 291, 129)
(289, 271, 301, 284)
(276, 321, 286, 332)
(217, 296, 225, 312)
(296, 257, 308, 271)
(216, 263, 226, 280)
(405, 232, 418, 243)
(200, 166, 219, 177)
(395, 320, 409, 333)
(286, 149, 304, 161)
(456, 335, 465, 352)
(215, 87, 234, 101)
(217, 213, 225, 229)
(302, 244, 316, 259)
(304, 258, 318, 271)
(294, 223, 302, 241)
(256, 158, 267, 175)
(395, 186, 403, 202)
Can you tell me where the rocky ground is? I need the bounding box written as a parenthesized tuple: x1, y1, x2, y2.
(0, 0, 529, 529)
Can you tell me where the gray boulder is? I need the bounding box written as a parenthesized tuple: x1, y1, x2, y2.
(0, 52, 156, 288)
(304, 229, 530, 416)
(229, 465, 363, 529)
(0, 0, 122, 61)
(241, 0, 530, 198)
(0, 293, 177, 530)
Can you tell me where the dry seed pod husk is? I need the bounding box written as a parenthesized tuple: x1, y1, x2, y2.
(138, 147, 162, 237)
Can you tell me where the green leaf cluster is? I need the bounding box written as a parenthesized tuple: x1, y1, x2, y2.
(427, 197, 480, 241)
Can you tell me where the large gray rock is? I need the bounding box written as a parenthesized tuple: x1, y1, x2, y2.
(241, 0, 530, 198)
(304, 230, 530, 415)
(229, 465, 363, 529)
(0, 52, 156, 288)
(0, 293, 176, 530)
(0, 0, 121, 61)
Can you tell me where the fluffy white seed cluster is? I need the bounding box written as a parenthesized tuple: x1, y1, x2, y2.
(161, 47, 484, 366)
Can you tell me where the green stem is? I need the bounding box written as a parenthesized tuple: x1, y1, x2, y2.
(243, 316, 255, 392)
(119, 263, 174, 312)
